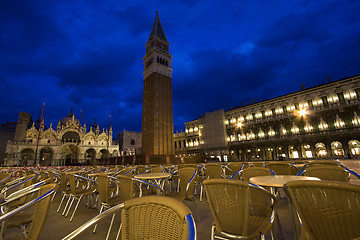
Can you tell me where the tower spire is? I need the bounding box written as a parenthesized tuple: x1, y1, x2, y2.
(148, 11, 167, 41)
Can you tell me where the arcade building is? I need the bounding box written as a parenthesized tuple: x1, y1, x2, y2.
(174, 74, 360, 162)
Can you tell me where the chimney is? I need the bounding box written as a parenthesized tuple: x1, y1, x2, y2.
(328, 76, 331, 83)
(251, 99, 255, 104)
(301, 84, 305, 90)
(244, 102, 247, 106)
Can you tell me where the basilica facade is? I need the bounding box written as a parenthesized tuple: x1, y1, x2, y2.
(4, 111, 119, 166)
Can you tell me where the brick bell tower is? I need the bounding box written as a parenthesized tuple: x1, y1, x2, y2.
(142, 11, 174, 162)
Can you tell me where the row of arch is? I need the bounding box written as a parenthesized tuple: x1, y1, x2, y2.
(230, 140, 360, 161)
(17, 145, 118, 166)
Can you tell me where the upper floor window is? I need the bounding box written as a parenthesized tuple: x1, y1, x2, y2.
(130, 139, 135, 145)
(321, 96, 329, 106)
(337, 92, 345, 102)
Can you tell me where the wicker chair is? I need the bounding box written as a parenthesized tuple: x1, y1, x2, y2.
(284, 180, 360, 240)
(0, 173, 12, 186)
(63, 173, 97, 222)
(240, 167, 274, 181)
(150, 166, 165, 173)
(266, 162, 299, 175)
(167, 167, 197, 202)
(62, 195, 197, 240)
(297, 165, 360, 182)
(57, 172, 72, 213)
(224, 162, 244, 179)
(203, 178, 276, 240)
(199, 163, 224, 201)
(0, 183, 59, 240)
(306, 160, 343, 168)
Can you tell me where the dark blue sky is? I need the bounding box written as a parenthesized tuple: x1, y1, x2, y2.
(1, 0, 360, 136)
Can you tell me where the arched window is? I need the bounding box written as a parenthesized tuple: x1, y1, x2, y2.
(131, 139, 135, 145)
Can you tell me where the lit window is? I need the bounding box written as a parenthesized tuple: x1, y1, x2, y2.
(268, 126, 275, 137)
(334, 114, 345, 128)
(352, 112, 360, 126)
(258, 128, 265, 138)
(304, 120, 313, 132)
(318, 117, 328, 130)
(291, 122, 300, 134)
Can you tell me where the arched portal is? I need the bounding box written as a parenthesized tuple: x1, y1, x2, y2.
(85, 148, 96, 165)
(60, 144, 78, 165)
(40, 147, 53, 166)
(349, 140, 360, 156)
(331, 141, 344, 156)
(315, 143, 327, 157)
(288, 145, 299, 159)
(301, 144, 313, 158)
(21, 149, 35, 166)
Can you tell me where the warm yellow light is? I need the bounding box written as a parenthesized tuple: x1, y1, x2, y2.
(294, 108, 308, 117)
(236, 122, 243, 128)
(299, 109, 307, 117)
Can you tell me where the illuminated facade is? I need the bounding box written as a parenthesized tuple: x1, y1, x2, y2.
(174, 75, 360, 161)
(4, 111, 119, 166)
(142, 12, 175, 159)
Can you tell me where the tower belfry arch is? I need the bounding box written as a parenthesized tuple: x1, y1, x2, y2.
(142, 11, 175, 162)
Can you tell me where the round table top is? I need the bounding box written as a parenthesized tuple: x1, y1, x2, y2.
(249, 175, 320, 187)
(134, 172, 171, 180)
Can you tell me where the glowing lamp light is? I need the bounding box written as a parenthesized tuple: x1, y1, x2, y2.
(299, 109, 307, 117)
(236, 122, 243, 128)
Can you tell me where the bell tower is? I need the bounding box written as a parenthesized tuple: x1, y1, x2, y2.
(142, 11, 174, 161)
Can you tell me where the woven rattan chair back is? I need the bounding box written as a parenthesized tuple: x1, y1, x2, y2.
(205, 163, 223, 179)
(266, 162, 299, 175)
(121, 195, 195, 240)
(59, 172, 69, 191)
(204, 178, 275, 239)
(116, 175, 135, 201)
(96, 174, 111, 204)
(307, 160, 342, 168)
(136, 165, 148, 175)
(0, 173, 11, 184)
(241, 167, 273, 181)
(178, 167, 197, 200)
(9, 174, 36, 208)
(150, 166, 165, 173)
(284, 180, 360, 240)
(27, 183, 59, 240)
(225, 162, 243, 175)
(300, 165, 350, 182)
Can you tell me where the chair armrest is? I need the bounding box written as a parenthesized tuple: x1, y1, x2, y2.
(62, 203, 125, 240)
(0, 188, 56, 222)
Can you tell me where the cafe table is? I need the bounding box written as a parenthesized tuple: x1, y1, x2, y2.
(249, 175, 320, 240)
(133, 173, 171, 194)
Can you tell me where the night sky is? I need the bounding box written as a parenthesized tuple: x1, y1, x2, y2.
(1, 0, 360, 136)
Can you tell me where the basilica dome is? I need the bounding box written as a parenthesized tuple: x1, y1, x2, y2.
(59, 111, 80, 127)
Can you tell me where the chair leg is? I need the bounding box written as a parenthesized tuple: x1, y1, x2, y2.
(93, 205, 104, 233)
(70, 196, 82, 222)
(62, 195, 72, 216)
(51, 190, 57, 202)
(115, 223, 122, 240)
(211, 225, 215, 240)
(65, 196, 76, 217)
(57, 194, 67, 213)
(200, 184, 203, 202)
(106, 213, 116, 240)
